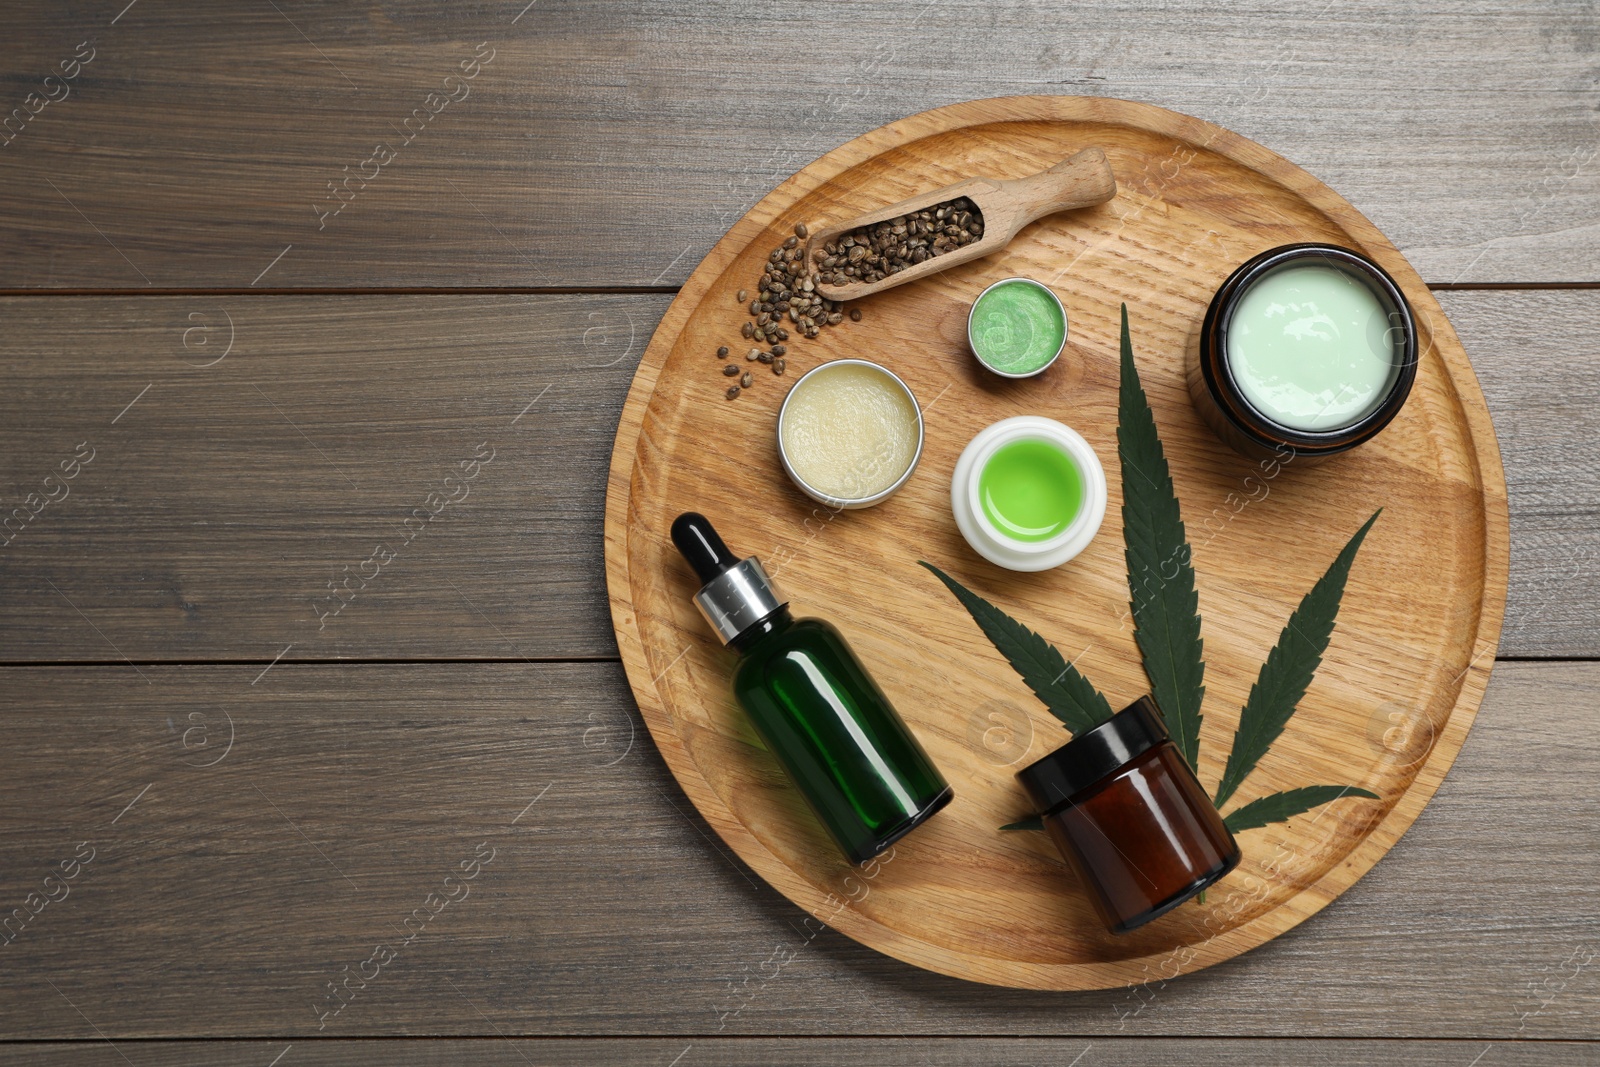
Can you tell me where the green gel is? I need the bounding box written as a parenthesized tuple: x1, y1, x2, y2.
(969, 280, 1066, 375)
(978, 438, 1083, 542)
(1227, 263, 1400, 431)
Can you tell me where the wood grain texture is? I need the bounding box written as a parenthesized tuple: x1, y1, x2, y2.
(1, 2, 1599, 287)
(0, 291, 1591, 662)
(0, 661, 1595, 1039)
(9, 1038, 1600, 1066)
(606, 96, 1508, 990)
(0, 294, 664, 661)
(0, 0, 1591, 1058)
(1436, 291, 1600, 659)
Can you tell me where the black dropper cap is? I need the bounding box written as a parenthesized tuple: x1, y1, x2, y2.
(671, 512, 737, 585)
(670, 512, 787, 644)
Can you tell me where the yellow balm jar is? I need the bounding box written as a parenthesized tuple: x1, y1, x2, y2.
(777, 359, 924, 509)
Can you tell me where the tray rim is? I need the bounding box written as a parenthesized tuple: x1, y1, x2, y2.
(603, 94, 1510, 990)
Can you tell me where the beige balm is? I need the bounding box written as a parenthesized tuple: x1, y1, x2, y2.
(777, 359, 924, 509)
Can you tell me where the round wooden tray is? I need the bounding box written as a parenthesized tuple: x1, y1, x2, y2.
(604, 96, 1508, 990)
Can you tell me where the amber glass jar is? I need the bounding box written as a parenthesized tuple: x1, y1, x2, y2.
(1018, 697, 1239, 934)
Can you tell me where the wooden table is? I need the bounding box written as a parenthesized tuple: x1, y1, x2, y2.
(0, 3, 1595, 1064)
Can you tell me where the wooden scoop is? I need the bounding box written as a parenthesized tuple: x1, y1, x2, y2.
(805, 147, 1116, 302)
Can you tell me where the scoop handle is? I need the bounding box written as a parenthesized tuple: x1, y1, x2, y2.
(1002, 147, 1117, 225)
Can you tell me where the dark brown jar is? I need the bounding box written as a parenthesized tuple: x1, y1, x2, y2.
(1018, 697, 1239, 934)
(1188, 243, 1418, 462)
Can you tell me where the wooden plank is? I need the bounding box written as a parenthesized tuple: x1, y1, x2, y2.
(0, 291, 1594, 661)
(0, 660, 1595, 1039)
(1437, 292, 1600, 659)
(7, 1038, 1599, 1066)
(0, 294, 665, 661)
(0, 2, 1598, 288)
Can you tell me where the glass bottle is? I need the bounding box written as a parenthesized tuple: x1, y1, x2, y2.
(672, 512, 952, 864)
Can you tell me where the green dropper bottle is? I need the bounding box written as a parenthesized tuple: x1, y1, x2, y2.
(671, 512, 953, 865)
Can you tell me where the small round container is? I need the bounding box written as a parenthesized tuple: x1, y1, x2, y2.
(966, 278, 1068, 378)
(1190, 243, 1418, 461)
(1018, 696, 1240, 935)
(777, 359, 924, 510)
(950, 416, 1107, 572)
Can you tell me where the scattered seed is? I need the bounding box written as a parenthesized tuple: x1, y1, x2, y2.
(726, 385, 741, 399)
(717, 223, 882, 395)
(740, 371, 753, 388)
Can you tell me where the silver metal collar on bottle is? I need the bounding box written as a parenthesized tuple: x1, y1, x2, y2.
(693, 557, 787, 644)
